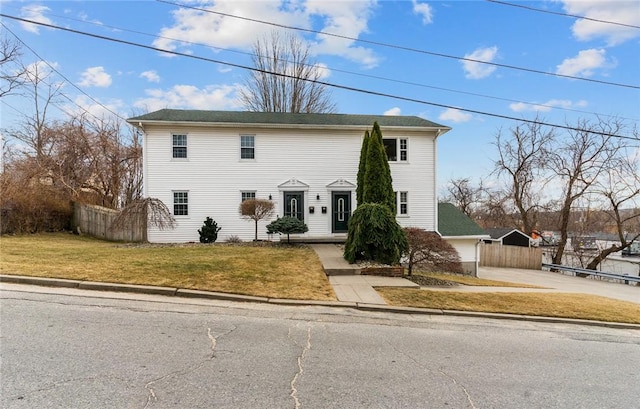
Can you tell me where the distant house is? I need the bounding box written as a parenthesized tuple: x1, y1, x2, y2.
(484, 228, 534, 247)
(438, 203, 490, 276)
(127, 109, 450, 243)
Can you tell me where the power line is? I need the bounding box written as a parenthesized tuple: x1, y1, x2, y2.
(487, 0, 640, 29)
(155, 0, 640, 90)
(14, 7, 635, 121)
(1, 13, 637, 142)
(1, 23, 127, 123)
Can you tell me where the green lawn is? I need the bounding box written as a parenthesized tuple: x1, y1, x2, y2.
(2, 233, 639, 325)
(0, 233, 336, 300)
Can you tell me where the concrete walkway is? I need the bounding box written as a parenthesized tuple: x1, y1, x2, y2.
(309, 244, 418, 304)
(310, 244, 640, 306)
(479, 266, 640, 304)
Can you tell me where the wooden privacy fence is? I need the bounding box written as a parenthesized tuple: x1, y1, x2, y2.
(480, 244, 542, 270)
(73, 202, 146, 242)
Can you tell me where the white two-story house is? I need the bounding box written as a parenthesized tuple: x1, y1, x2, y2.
(127, 109, 450, 243)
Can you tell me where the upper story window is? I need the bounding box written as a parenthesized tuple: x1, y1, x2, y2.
(240, 135, 255, 159)
(241, 191, 256, 202)
(173, 191, 189, 216)
(172, 134, 187, 159)
(383, 138, 408, 162)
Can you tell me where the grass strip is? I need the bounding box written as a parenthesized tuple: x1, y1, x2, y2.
(377, 288, 640, 324)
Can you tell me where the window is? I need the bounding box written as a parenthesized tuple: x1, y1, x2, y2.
(240, 135, 255, 159)
(241, 191, 256, 202)
(173, 191, 189, 216)
(172, 134, 187, 158)
(383, 138, 408, 162)
(399, 138, 407, 161)
(398, 191, 408, 215)
(383, 138, 397, 161)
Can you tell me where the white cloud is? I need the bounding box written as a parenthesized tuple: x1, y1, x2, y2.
(462, 46, 498, 79)
(509, 99, 588, 113)
(412, 0, 433, 25)
(439, 108, 472, 123)
(153, 1, 307, 52)
(556, 48, 610, 77)
(384, 107, 401, 116)
(562, 0, 640, 46)
(140, 70, 161, 83)
(314, 63, 331, 79)
(78, 67, 112, 87)
(71, 95, 125, 120)
(133, 83, 243, 112)
(153, 1, 379, 68)
(20, 5, 53, 34)
(307, 0, 379, 68)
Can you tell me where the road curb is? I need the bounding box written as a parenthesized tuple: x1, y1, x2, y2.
(2, 274, 639, 330)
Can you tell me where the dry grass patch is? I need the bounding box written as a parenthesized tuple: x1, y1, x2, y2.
(377, 288, 640, 324)
(415, 272, 546, 288)
(0, 233, 335, 301)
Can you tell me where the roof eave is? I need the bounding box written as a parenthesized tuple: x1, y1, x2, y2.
(127, 119, 451, 133)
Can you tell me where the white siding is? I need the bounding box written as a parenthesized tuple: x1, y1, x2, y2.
(144, 125, 437, 243)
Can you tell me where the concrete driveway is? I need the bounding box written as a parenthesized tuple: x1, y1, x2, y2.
(478, 266, 640, 304)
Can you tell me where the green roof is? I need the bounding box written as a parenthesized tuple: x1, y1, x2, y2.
(438, 203, 487, 237)
(128, 109, 448, 129)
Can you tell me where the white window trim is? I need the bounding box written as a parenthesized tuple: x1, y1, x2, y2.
(172, 190, 190, 217)
(241, 190, 257, 202)
(240, 134, 256, 161)
(171, 133, 189, 161)
(397, 191, 409, 217)
(383, 137, 409, 163)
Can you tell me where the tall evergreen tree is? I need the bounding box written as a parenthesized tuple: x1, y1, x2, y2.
(345, 122, 405, 265)
(363, 122, 396, 213)
(356, 130, 370, 205)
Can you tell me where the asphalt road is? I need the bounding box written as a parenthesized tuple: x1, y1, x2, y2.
(1, 284, 639, 409)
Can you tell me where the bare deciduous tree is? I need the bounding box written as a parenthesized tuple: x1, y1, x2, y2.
(493, 118, 554, 236)
(548, 118, 626, 265)
(240, 198, 275, 241)
(111, 197, 176, 242)
(239, 31, 336, 113)
(403, 227, 462, 276)
(443, 177, 484, 218)
(0, 33, 26, 98)
(584, 147, 640, 270)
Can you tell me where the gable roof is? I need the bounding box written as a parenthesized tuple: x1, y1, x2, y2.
(438, 203, 488, 237)
(485, 228, 531, 240)
(128, 109, 450, 131)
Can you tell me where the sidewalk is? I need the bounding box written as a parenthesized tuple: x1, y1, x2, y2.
(309, 244, 419, 305)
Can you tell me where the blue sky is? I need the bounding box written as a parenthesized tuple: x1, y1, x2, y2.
(1, 0, 639, 192)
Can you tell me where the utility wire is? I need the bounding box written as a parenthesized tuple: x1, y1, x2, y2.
(155, 0, 639, 90)
(1, 23, 127, 123)
(14, 6, 635, 121)
(487, 0, 640, 29)
(1, 13, 637, 142)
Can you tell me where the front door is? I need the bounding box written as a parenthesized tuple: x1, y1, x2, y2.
(332, 192, 351, 233)
(284, 191, 304, 221)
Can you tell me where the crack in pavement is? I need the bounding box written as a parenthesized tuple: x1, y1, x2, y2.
(143, 324, 236, 408)
(289, 324, 312, 409)
(386, 340, 478, 409)
(437, 368, 478, 409)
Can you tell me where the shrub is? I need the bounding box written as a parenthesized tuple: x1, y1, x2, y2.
(266, 216, 308, 243)
(403, 227, 463, 276)
(239, 198, 275, 241)
(198, 217, 221, 243)
(225, 235, 243, 244)
(344, 203, 408, 265)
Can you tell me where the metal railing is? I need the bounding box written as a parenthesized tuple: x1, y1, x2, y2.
(542, 263, 640, 284)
